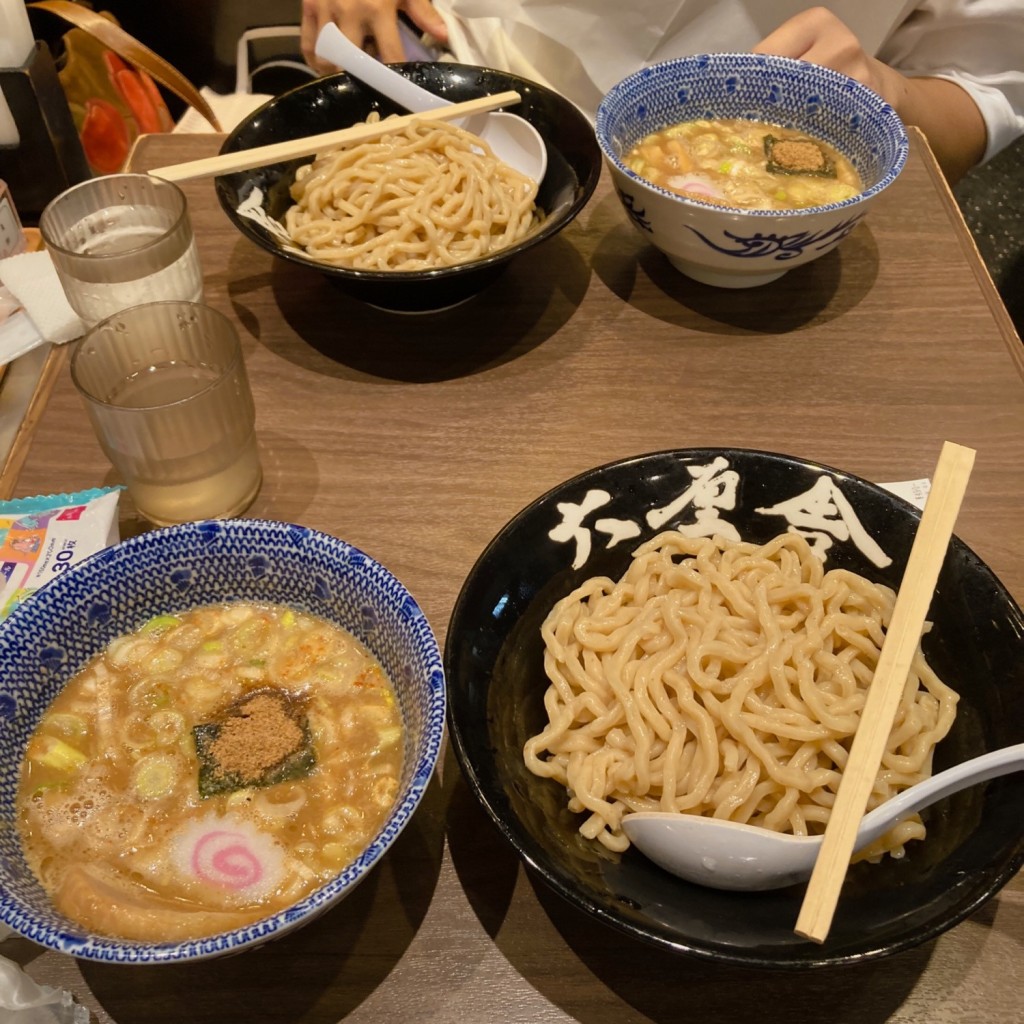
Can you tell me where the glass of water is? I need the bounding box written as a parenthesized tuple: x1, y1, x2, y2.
(39, 174, 203, 327)
(70, 301, 262, 526)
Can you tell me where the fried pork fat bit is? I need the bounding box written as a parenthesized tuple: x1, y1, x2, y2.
(764, 135, 837, 178)
(193, 688, 316, 797)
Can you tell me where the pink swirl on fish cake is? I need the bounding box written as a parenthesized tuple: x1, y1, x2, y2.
(192, 830, 263, 889)
(172, 813, 286, 904)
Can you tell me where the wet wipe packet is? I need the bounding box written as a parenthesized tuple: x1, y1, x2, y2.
(0, 487, 121, 621)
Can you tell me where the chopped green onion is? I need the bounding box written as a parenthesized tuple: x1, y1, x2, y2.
(142, 614, 182, 634)
(29, 736, 87, 772)
(132, 753, 180, 799)
(128, 676, 172, 709)
(377, 725, 402, 748)
(43, 713, 87, 740)
(230, 618, 268, 651)
(145, 648, 184, 673)
(148, 710, 187, 745)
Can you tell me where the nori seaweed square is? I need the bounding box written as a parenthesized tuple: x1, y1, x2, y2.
(763, 135, 837, 178)
(192, 706, 317, 798)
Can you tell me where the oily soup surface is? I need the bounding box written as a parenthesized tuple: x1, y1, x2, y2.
(16, 601, 404, 942)
(625, 117, 863, 210)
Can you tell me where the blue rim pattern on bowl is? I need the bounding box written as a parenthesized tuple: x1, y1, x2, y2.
(595, 53, 909, 217)
(0, 519, 446, 963)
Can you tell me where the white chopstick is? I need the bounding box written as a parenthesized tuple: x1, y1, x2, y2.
(148, 90, 523, 183)
(794, 440, 976, 944)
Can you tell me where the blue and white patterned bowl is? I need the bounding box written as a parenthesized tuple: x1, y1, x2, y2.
(0, 519, 445, 963)
(595, 54, 908, 288)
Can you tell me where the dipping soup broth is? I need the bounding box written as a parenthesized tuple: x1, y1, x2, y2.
(625, 118, 863, 210)
(16, 601, 404, 942)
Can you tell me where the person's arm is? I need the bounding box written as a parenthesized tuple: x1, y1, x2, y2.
(753, 7, 986, 183)
(300, 0, 448, 72)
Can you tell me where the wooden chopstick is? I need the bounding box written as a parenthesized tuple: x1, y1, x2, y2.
(794, 440, 976, 944)
(148, 91, 523, 183)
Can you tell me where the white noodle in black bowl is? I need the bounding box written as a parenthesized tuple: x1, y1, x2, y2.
(444, 448, 1024, 968)
(216, 64, 601, 314)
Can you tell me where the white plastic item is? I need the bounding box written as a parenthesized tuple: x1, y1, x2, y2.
(314, 23, 547, 183)
(621, 742, 1024, 891)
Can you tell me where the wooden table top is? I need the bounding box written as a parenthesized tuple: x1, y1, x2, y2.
(3, 128, 1022, 1023)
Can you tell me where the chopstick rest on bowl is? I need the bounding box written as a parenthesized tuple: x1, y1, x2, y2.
(149, 91, 523, 183)
(794, 439, 976, 944)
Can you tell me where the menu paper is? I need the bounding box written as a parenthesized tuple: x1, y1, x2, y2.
(880, 478, 931, 511)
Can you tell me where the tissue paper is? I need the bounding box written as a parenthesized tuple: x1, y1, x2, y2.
(0, 251, 85, 349)
(0, 925, 88, 1023)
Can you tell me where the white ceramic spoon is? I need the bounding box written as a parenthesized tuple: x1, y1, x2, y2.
(620, 742, 1024, 892)
(315, 23, 548, 182)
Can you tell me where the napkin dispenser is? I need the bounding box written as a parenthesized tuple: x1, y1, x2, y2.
(0, 42, 91, 225)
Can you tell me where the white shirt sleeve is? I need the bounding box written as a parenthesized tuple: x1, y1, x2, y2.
(877, 0, 1024, 162)
(437, 0, 1024, 160)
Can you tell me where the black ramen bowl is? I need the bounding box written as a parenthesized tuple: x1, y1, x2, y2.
(215, 64, 601, 313)
(444, 448, 1024, 969)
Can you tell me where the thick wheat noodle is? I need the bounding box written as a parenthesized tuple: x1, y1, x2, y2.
(524, 532, 959, 855)
(284, 116, 539, 271)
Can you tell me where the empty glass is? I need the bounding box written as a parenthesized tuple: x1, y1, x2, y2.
(70, 301, 262, 526)
(39, 173, 203, 327)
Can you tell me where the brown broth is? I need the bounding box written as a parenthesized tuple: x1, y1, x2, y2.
(625, 118, 863, 210)
(16, 601, 404, 942)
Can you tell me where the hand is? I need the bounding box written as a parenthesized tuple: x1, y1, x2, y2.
(752, 6, 903, 108)
(752, 6, 986, 182)
(300, 0, 448, 72)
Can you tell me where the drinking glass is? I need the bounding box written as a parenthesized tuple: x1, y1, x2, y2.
(70, 301, 262, 526)
(39, 173, 203, 327)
